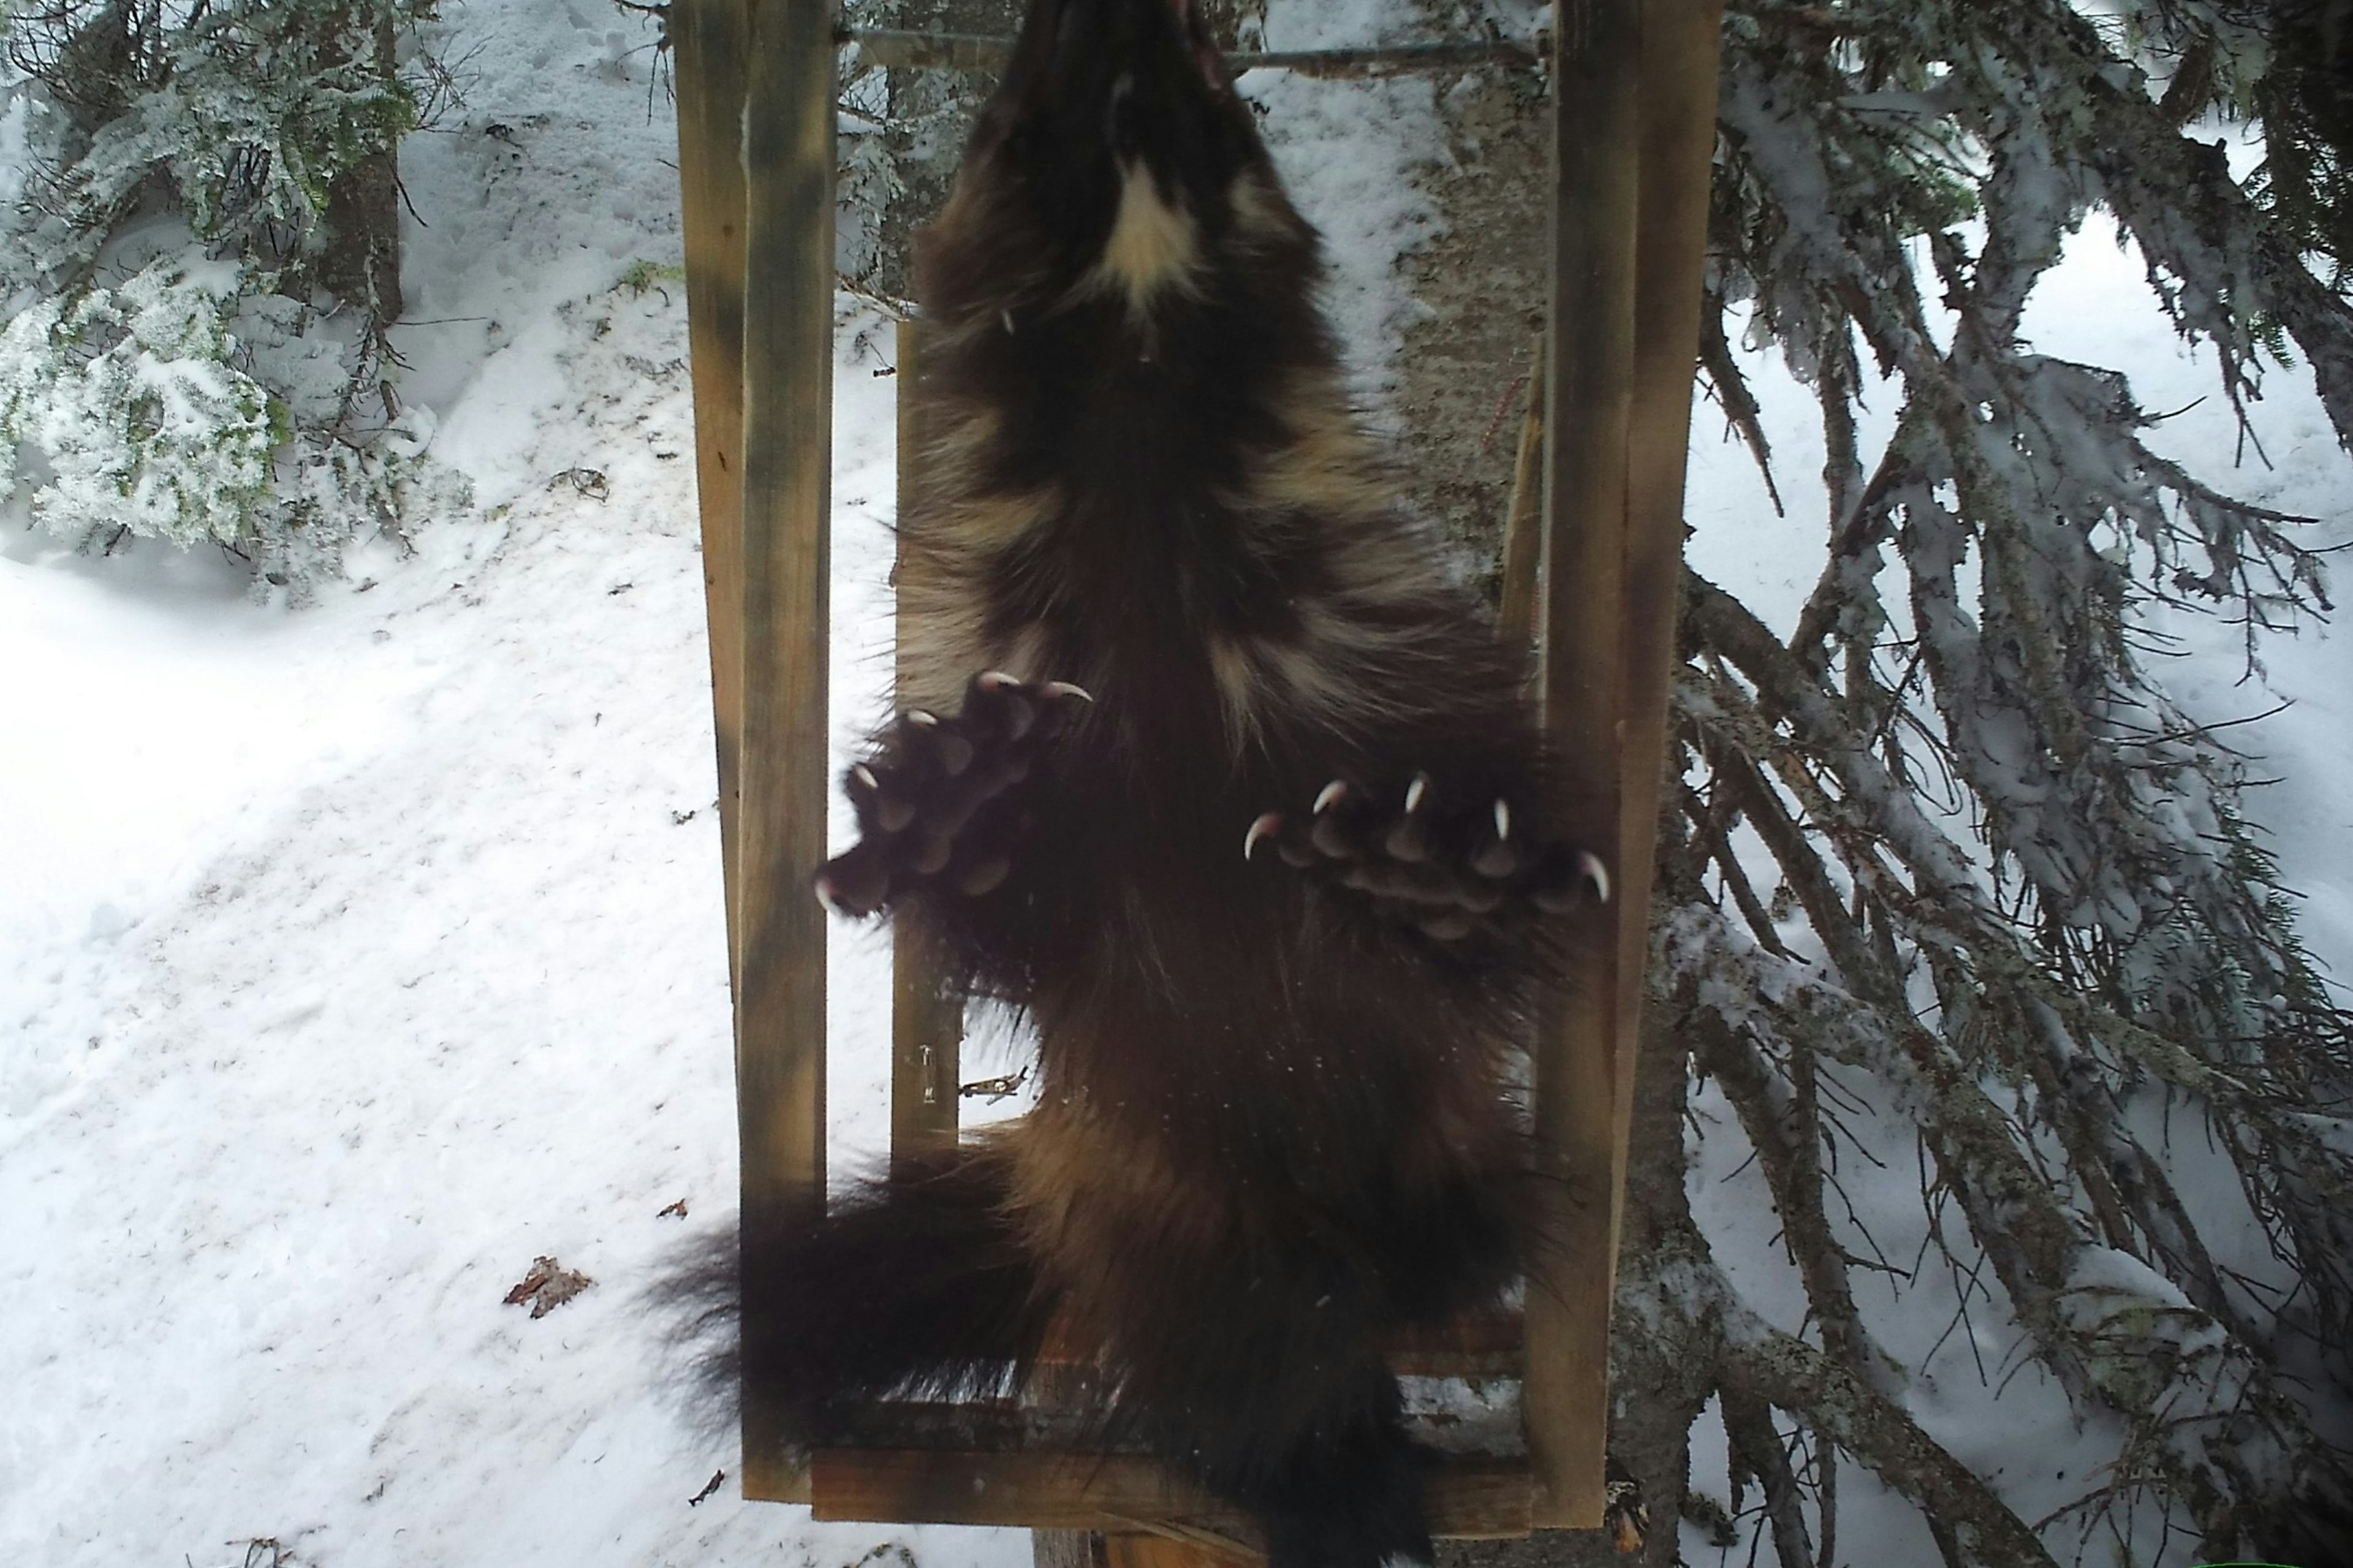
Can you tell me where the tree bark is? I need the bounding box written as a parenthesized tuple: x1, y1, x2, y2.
(319, 4, 403, 331)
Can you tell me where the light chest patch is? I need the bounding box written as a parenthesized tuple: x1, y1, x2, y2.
(1088, 162, 1200, 312)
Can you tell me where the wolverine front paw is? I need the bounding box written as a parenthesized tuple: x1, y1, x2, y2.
(1243, 773, 1609, 941)
(814, 671, 1091, 917)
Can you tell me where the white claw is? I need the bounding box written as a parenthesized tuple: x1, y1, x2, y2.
(977, 670, 1021, 691)
(1041, 681, 1094, 704)
(1403, 773, 1429, 814)
(1313, 780, 1347, 814)
(1000, 308, 1016, 335)
(851, 764, 879, 792)
(813, 874, 843, 914)
(905, 708, 939, 727)
(1578, 852, 1613, 904)
(1243, 812, 1283, 861)
(1493, 798, 1512, 840)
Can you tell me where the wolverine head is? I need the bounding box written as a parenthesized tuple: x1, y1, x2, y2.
(918, 0, 1316, 328)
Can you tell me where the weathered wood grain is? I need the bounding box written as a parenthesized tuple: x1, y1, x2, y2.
(1615, 0, 1725, 1283)
(672, 0, 748, 1002)
(733, 0, 837, 1506)
(891, 317, 964, 1172)
(1526, 0, 1645, 1532)
(1524, 0, 1724, 1529)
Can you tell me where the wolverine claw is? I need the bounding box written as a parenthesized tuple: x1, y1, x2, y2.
(1244, 812, 1283, 861)
(1252, 771, 1608, 941)
(819, 670, 1091, 916)
(1579, 852, 1612, 904)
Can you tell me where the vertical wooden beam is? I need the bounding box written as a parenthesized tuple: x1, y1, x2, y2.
(1525, 0, 1721, 1532)
(1617, 0, 1724, 1251)
(735, 0, 836, 1506)
(892, 319, 964, 1172)
(1524, 0, 1640, 1533)
(672, 0, 749, 996)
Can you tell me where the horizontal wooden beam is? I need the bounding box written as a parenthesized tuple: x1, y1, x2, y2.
(842, 28, 1542, 79)
(1032, 1307, 1524, 1381)
(811, 1449, 1533, 1542)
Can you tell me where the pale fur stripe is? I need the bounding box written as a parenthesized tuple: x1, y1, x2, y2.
(1086, 162, 1202, 313)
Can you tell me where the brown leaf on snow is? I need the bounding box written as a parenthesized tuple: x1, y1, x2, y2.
(503, 1255, 594, 1318)
(657, 1199, 689, 1219)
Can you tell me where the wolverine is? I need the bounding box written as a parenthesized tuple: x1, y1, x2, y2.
(670, 2, 1605, 1562)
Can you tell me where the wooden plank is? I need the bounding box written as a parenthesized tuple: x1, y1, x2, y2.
(672, 0, 749, 998)
(1525, 0, 1723, 1529)
(892, 317, 963, 1171)
(734, 0, 838, 1506)
(1526, 0, 1646, 1533)
(1030, 1308, 1522, 1379)
(810, 1449, 1532, 1541)
(1616, 0, 1724, 1262)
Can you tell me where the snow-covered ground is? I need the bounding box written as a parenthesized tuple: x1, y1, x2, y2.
(4, 1, 2349, 1566)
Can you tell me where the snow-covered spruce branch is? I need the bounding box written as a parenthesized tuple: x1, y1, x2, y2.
(1605, 977, 2066, 1568)
(1658, 897, 2352, 1560)
(1667, 556, 2353, 1552)
(0, 1, 467, 597)
(1988, 0, 2353, 452)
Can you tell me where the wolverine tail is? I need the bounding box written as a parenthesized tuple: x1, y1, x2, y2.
(653, 1145, 1053, 1445)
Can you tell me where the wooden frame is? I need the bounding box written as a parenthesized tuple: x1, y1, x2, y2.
(672, 0, 1722, 1550)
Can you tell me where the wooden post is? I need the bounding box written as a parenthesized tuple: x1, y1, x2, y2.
(672, 0, 749, 995)
(733, 0, 838, 1505)
(1524, 0, 1721, 1531)
(1618, 0, 1724, 1270)
(892, 319, 963, 1172)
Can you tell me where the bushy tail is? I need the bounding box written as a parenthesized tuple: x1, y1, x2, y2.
(652, 1145, 1054, 1445)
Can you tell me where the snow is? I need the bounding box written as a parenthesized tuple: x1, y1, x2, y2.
(4, 2, 2350, 1566)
